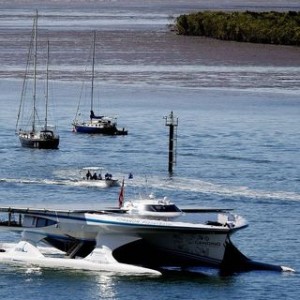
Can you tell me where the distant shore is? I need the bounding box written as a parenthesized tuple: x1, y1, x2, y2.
(176, 11, 300, 46)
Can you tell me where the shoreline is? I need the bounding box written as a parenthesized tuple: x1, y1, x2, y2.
(176, 11, 300, 46)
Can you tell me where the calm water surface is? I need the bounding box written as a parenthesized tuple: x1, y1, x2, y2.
(0, 1, 300, 299)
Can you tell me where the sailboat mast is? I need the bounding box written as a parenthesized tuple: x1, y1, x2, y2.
(33, 10, 38, 132)
(16, 18, 35, 133)
(45, 40, 49, 131)
(91, 31, 96, 114)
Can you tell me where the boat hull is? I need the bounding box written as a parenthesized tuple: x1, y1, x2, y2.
(34, 224, 231, 269)
(47, 212, 235, 268)
(74, 124, 127, 135)
(19, 135, 59, 149)
(0, 209, 235, 268)
(114, 230, 229, 268)
(74, 179, 120, 188)
(0, 241, 161, 276)
(0, 208, 293, 274)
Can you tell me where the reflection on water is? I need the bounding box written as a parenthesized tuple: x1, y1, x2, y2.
(95, 273, 117, 299)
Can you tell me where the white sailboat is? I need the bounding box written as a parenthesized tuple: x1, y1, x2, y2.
(16, 10, 59, 149)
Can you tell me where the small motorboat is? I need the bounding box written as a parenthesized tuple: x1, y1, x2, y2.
(79, 167, 120, 188)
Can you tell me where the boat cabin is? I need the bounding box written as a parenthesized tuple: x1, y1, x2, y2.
(123, 197, 183, 220)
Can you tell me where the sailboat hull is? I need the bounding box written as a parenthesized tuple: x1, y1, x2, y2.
(74, 124, 128, 135)
(19, 134, 59, 149)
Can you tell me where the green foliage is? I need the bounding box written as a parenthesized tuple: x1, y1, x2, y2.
(176, 11, 300, 46)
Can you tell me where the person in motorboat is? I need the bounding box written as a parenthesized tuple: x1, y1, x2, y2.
(86, 170, 91, 180)
(105, 173, 112, 180)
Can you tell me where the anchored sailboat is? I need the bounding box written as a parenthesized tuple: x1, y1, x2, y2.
(16, 11, 59, 149)
(72, 31, 127, 135)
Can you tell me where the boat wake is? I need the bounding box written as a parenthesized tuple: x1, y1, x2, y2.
(2, 174, 300, 202)
(126, 176, 300, 202)
(0, 178, 112, 189)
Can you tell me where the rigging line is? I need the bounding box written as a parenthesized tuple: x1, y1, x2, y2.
(16, 14, 35, 133)
(45, 40, 50, 130)
(31, 10, 39, 132)
(91, 31, 96, 113)
(74, 32, 96, 121)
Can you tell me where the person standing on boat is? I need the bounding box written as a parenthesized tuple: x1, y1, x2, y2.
(86, 170, 91, 180)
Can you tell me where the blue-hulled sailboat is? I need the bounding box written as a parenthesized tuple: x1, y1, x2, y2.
(72, 31, 127, 135)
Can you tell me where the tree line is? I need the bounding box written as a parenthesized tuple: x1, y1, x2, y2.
(176, 11, 300, 46)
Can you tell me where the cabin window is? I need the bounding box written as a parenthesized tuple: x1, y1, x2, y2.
(35, 217, 56, 227)
(145, 204, 181, 213)
(36, 218, 47, 227)
(31, 217, 37, 226)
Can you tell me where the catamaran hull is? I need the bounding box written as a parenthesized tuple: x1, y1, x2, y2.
(0, 210, 237, 270)
(42, 220, 234, 269)
(114, 231, 229, 268)
(114, 236, 295, 273)
(19, 136, 59, 149)
(0, 256, 161, 275)
(0, 208, 294, 274)
(0, 241, 161, 276)
(49, 232, 229, 269)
